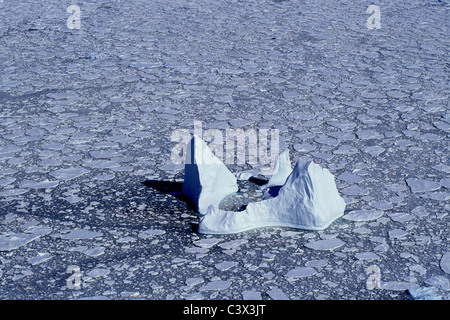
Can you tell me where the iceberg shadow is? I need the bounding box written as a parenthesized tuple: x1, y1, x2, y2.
(141, 180, 197, 212)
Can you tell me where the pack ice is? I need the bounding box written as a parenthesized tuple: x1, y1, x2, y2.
(182, 135, 345, 234)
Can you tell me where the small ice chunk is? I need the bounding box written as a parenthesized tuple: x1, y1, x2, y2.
(389, 229, 408, 239)
(193, 238, 222, 248)
(407, 287, 441, 300)
(182, 135, 238, 214)
(83, 160, 120, 169)
(0, 177, 16, 187)
(0, 188, 29, 197)
(409, 264, 427, 276)
(387, 212, 415, 222)
(215, 261, 238, 271)
(369, 200, 393, 211)
(26, 225, 52, 235)
(184, 246, 209, 254)
(87, 268, 110, 278)
(21, 180, 59, 189)
(242, 290, 262, 300)
(199, 280, 231, 291)
(218, 239, 248, 251)
(285, 267, 316, 279)
(83, 246, 105, 257)
(266, 287, 289, 300)
(28, 253, 53, 265)
(50, 168, 90, 181)
(304, 238, 345, 251)
(343, 210, 384, 222)
(425, 276, 449, 290)
(89, 150, 120, 159)
(356, 129, 383, 140)
(337, 172, 364, 184)
(120, 291, 140, 298)
(355, 251, 379, 261)
(353, 227, 371, 234)
(305, 259, 328, 268)
(440, 252, 450, 274)
(199, 160, 345, 234)
(363, 145, 385, 156)
(0, 233, 41, 251)
(137, 229, 166, 239)
(411, 206, 429, 218)
(117, 236, 136, 243)
(380, 281, 419, 291)
(341, 185, 369, 196)
(61, 228, 102, 240)
(406, 178, 440, 193)
(185, 293, 204, 300)
(185, 277, 204, 287)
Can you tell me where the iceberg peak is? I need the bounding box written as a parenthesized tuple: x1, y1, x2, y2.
(182, 135, 238, 215)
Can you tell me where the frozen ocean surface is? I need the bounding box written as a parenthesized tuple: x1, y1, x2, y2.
(0, 0, 448, 300)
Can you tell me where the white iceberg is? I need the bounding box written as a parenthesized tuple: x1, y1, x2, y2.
(182, 135, 238, 215)
(261, 149, 292, 200)
(198, 160, 346, 234)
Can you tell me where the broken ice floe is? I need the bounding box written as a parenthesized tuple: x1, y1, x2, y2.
(0, 233, 42, 251)
(180, 136, 345, 234)
(407, 287, 442, 300)
(304, 238, 345, 251)
(440, 252, 450, 274)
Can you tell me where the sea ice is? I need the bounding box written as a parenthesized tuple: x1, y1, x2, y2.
(198, 160, 346, 234)
(185, 277, 204, 287)
(407, 287, 442, 300)
(215, 261, 238, 271)
(27, 253, 53, 265)
(241, 290, 262, 300)
(50, 168, 90, 181)
(440, 252, 450, 274)
(218, 239, 248, 251)
(199, 280, 231, 291)
(193, 238, 222, 248)
(406, 178, 441, 193)
(0, 233, 41, 251)
(304, 238, 345, 251)
(60, 228, 102, 240)
(137, 229, 166, 239)
(387, 212, 415, 222)
(343, 209, 384, 221)
(285, 267, 316, 279)
(182, 135, 238, 214)
(83, 246, 105, 257)
(388, 229, 408, 239)
(266, 287, 289, 300)
(355, 251, 379, 261)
